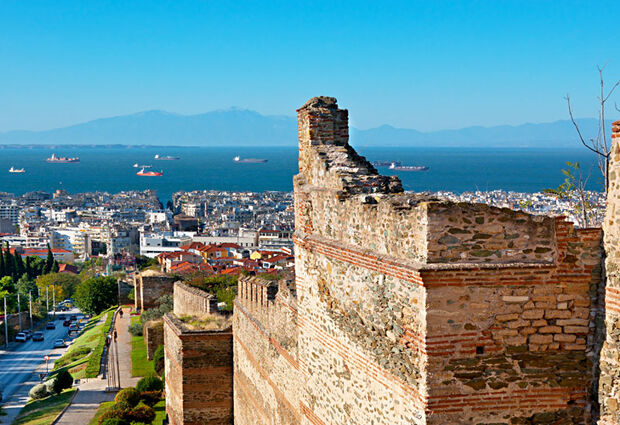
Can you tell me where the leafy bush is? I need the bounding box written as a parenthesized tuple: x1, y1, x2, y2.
(140, 295, 173, 324)
(136, 375, 163, 392)
(100, 419, 129, 425)
(44, 378, 56, 394)
(29, 383, 48, 400)
(128, 403, 155, 424)
(114, 387, 141, 408)
(153, 345, 164, 375)
(139, 391, 162, 407)
(52, 370, 73, 394)
(128, 322, 143, 336)
(98, 405, 130, 424)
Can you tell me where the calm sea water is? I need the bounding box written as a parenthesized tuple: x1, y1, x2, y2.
(0, 146, 603, 203)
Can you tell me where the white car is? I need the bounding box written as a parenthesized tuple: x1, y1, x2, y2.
(15, 332, 27, 342)
(53, 339, 66, 348)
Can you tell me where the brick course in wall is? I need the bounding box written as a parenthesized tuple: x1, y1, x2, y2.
(164, 313, 233, 425)
(173, 281, 218, 317)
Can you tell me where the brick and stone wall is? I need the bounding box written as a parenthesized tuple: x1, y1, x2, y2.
(144, 320, 164, 361)
(599, 120, 620, 425)
(164, 313, 233, 425)
(233, 276, 300, 425)
(287, 97, 605, 425)
(173, 281, 218, 317)
(135, 269, 176, 311)
(0, 312, 32, 346)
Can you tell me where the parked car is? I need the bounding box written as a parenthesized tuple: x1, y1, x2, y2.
(15, 332, 27, 342)
(46, 322, 56, 330)
(53, 339, 66, 348)
(68, 324, 78, 334)
(63, 320, 71, 327)
(23, 330, 32, 340)
(32, 331, 44, 341)
(70, 315, 77, 321)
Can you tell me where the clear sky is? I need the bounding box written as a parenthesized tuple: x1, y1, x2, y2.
(1, 1, 619, 132)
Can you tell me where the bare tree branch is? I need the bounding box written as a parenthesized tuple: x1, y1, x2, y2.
(566, 95, 606, 156)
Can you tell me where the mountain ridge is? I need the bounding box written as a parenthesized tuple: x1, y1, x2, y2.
(0, 109, 608, 148)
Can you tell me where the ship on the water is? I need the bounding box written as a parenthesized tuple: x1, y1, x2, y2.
(389, 162, 429, 171)
(233, 156, 268, 163)
(372, 160, 402, 167)
(46, 154, 80, 163)
(154, 154, 180, 160)
(133, 163, 152, 168)
(137, 168, 163, 176)
(8, 166, 25, 173)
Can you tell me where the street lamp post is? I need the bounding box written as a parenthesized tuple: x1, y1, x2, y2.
(3, 296, 8, 349)
(17, 293, 21, 331)
(29, 291, 32, 330)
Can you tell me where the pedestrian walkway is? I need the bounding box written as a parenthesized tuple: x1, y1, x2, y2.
(56, 307, 137, 424)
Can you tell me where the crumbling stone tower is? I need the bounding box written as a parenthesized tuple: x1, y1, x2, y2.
(290, 97, 603, 424)
(599, 120, 620, 425)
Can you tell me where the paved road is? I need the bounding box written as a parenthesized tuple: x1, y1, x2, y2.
(0, 308, 84, 424)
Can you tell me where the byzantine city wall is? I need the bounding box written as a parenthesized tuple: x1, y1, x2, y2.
(161, 97, 620, 424)
(231, 96, 605, 425)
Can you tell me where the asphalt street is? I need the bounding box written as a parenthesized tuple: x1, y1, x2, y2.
(0, 307, 83, 423)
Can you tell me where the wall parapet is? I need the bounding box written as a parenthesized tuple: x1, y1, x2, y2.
(173, 281, 218, 317)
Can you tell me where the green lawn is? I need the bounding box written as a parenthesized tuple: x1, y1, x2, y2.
(51, 307, 115, 380)
(11, 388, 76, 425)
(130, 316, 154, 377)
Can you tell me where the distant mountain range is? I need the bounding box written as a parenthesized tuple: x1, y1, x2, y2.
(0, 109, 608, 148)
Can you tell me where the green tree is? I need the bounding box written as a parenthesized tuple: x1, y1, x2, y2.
(74, 276, 118, 315)
(544, 161, 593, 228)
(14, 252, 25, 278)
(35, 273, 80, 302)
(52, 260, 60, 273)
(16, 273, 38, 298)
(4, 248, 14, 279)
(44, 244, 54, 274)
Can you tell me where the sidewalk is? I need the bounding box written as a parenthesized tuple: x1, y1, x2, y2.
(56, 307, 137, 425)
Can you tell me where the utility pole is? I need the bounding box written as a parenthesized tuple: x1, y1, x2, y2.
(17, 292, 21, 331)
(29, 291, 32, 330)
(46, 286, 49, 316)
(52, 284, 55, 318)
(3, 296, 8, 348)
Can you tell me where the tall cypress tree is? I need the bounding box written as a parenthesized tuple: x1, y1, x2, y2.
(14, 253, 25, 278)
(44, 243, 54, 274)
(52, 260, 59, 273)
(4, 247, 14, 279)
(0, 246, 4, 278)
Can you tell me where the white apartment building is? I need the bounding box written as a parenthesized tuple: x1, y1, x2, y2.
(139, 231, 194, 258)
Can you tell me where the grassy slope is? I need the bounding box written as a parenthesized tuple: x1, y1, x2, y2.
(86, 401, 113, 425)
(130, 316, 154, 377)
(11, 388, 77, 425)
(51, 307, 115, 380)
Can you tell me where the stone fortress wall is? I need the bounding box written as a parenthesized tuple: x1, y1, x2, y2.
(164, 281, 233, 425)
(134, 269, 177, 311)
(599, 120, 620, 425)
(231, 96, 606, 425)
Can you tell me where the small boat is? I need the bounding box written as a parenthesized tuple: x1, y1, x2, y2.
(233, 156, 268, 163)
(372, 160, 402, 167)
(133, 163, 151, 168)
(388, 162, 429, 172)
(8, 167, 25, 173)
(137, 168, 163, 176)
(154, 154, 179, 160)
(46, 154, 80, 163)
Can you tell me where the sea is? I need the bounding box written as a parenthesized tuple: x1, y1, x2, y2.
(0, 146, 603, 204)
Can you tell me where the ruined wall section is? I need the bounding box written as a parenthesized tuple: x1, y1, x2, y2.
(600, 120, 620, 425)
(136, 269, 177, 311)
(423, 220, 602, 425)
(233, 276, 300, 425)
(164, 314, 233, 425)
(173, 281, 218, 317)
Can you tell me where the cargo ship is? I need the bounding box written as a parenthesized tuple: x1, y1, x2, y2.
(372, 160, 402, 167)
(154, 154, 180, 160)
(46, 154, 80, 163)
(233, 156, 268, 163)
(8, 167, 25, 173)
(137, 168, 163, 176)
(389, 162, 429, 171)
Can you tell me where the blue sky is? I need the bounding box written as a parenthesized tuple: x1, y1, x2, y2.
(0, 1, 619, 132)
